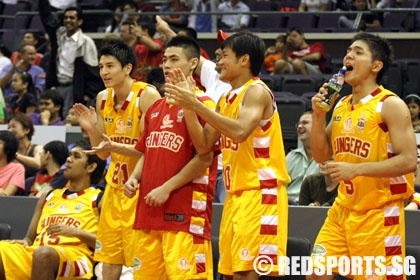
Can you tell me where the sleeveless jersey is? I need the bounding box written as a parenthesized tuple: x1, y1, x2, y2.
(331, 86, 414, 211)
(218, 78, 290, 193)
(100, 82, 148, 188)
(34, 187, 102, 258)
(133, 88, 216, 240)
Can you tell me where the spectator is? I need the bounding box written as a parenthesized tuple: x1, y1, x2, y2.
(404, 94, 420, 133)
(338, 0, 381, 31)
(119, 21, 138, 47)
(121, 0, 140, 25)
(159, 0, 189, 29)
(49, 0, 77, 9)
(8, 113, 43, 180)
(0, 130, 25, 196)
(39, 0, 103, 117)
(28, 90, 65, 126)
(299, 0, 329, 11)
(105, 5, 123, 34)
(177, 27, 211, 59)
(0, 50, 11, 73)
(10, 32, 45, 65)
(217, 0, 250, 31)
(0, 44, 45, 104)
(0, 140, 106, 279)
(0, 89, 5, 124)
(26, 140, 69, 197)
(264, 34, 287, 74)
(133, 0, 157, 23)
(188, 0, 218, 32)
(286, 111, 319, 203)
(298, 159, 339, 206)
(273, 27, 327, 74)
(129, 22, 164, 82)
(7, 72, 37, 115)
(65, 107, 79, 126)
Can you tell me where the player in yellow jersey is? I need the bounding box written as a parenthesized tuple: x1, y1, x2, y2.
(73, 41, 161, 280)
(309, 33, 417, 279)
(165, 31, 290, 279)
(0, 140, 106, 279)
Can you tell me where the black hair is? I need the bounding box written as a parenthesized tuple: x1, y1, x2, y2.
(43, 140, 68, 167)
(351, 32, 394, 84)
(14, 72, 35, 95)
(166, 35, 200, 61)
(0, 131, 19, 163)
(221, 31, 265, 76)
(39, 90, 64, 120)
(72, 140, 106, 185)
(139, 22, 156, 37)
(98, 41, 137, 75)
(64, 6, 84, 21)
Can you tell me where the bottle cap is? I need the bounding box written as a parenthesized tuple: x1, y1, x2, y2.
(339, 66, 347, 75)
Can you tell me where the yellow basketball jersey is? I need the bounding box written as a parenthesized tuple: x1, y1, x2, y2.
(34, 187, 102, 258)
(100, 82, 149, 188)
(218, 78, 290, 193)
(332, 86, 414, 211)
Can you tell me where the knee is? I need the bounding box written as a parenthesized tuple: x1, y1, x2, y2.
(273, 59, 288, 74)
(32, 246, 59, 265)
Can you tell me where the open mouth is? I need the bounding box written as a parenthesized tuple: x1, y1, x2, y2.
(345, 65, 354, 71)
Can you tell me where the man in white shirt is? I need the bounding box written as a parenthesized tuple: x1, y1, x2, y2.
(217, 0, 250, 30)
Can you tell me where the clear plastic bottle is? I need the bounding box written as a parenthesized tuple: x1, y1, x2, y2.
(317, 66, 347, 112)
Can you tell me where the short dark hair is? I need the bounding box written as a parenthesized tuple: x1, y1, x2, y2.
(18, 43, 36, 54)
(221, 31, 265, 76)
(64, 6, 83, 21)
(43, 140, 68, 167)
(8, 113, 35, 141)
(0, 131, 19, 163)
(73, 140, 106, 185)
(351, 32, 393, 84)
(140, 22, 156, 37)
(98, 41, 137, 75)
(40, 90, 64, 119)
(166, 35, 200, 61)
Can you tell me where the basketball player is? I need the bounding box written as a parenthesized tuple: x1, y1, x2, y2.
(165, 31, 290, 279)
(308, 32, 417, 279)
(73, 41, 161, 279)
(0, 140, 106, 279)
(123, 35, 216, 279)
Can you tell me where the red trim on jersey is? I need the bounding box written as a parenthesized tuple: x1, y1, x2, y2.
(260, 253, 278, 265)
(260, 179, 278, 189)
(390, 183, 407, 194)
(92, 200, 97, 209)
(387, 274, 404, 280)
(254, 147, 269, 158)
(197, 95, 213, 103)
(227, 93, 237, 104)
(100, 99, 106, 110)
(371, 87, 382, 97)
(262, 193, 277, 205)
(193, 235, 205, 244)
(74, 261, 80, 276)
(385, 246, 402, 256)
(260, 224, 277, 235)
(384, 216, 399, 226)
(196, 262, 206, 273)
(60, 262, 68, 277)
(261, 120, 272, 132)
(378, 122, 388, 132)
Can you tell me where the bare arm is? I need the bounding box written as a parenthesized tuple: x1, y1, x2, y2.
(155, 15, 177, 44)
(23, 192, 48, 246)
(144, 151, 214, 207)
(124, 154, 145, 198)
(46, 223, 97, 249)
(0, 184, 19, 196)
(310, 88, 335, 163)
(16, 145, 43, 170)
(168, 81, 273, 143)
(73, 93, 108, 160)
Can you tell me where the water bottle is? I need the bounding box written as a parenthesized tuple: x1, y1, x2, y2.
(317, 66, 347, 112)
